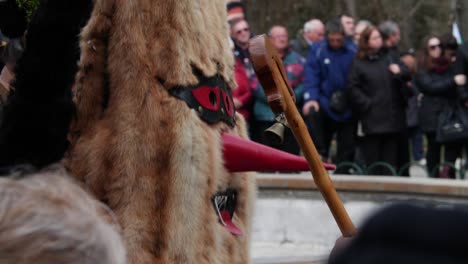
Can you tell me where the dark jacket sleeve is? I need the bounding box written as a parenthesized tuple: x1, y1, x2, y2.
(415, 70, 456, 96)
(347, 60, 371, 114)
(455, 44, 468, 103)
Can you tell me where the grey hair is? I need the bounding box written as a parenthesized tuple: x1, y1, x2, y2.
(356, 20, 373, 29)
(304, 19, 323, 33)
(0, 167, 126, 264)
(378, 20, 399, 40)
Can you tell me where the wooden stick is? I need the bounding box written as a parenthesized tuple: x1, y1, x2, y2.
(249, 35, 357, 237)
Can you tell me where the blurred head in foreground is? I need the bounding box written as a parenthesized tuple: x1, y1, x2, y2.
(329, 203, 468, 264)
(0, 166, 126, 264)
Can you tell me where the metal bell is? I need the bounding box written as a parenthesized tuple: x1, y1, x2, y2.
(264, 122, 286, 146)
(264, 114, 288, 146)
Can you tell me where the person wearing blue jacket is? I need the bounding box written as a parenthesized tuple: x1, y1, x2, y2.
(302, 19, 356, 170)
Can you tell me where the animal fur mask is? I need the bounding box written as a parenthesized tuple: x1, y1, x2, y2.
(68, 0, 256, 263)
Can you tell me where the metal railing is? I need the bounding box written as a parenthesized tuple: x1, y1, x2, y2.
(334, 161, 467, 179)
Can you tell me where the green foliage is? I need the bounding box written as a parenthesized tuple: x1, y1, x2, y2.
(15, 0, 40, 22)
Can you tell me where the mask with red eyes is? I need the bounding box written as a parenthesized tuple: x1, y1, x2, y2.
(169, 70, 236, 128)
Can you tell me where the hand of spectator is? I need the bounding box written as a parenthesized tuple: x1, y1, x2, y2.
(465, 101, 468, 108)
(233, 98, 242, 108)
(302, 100, 319, 115)
(388, 64, 401, 75)
(454, 74, 467, 86)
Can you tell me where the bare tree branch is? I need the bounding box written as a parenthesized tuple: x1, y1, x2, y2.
(343, 0, 357, 18)
(406, 0, 425, 20)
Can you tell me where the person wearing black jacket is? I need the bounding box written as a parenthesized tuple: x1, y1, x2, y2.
(415, 34, 462, 178)
(348, 26, 410, 175)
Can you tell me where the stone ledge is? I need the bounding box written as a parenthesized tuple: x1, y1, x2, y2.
(256, 173, 468, 197)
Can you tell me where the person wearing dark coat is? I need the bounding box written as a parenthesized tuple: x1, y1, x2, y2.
(348, 26, 410, 175)
(290, 19, 325, 57)
(302, 19, 356, 169)
(454, 41, 468, 176)
(416, 35, 462, 178)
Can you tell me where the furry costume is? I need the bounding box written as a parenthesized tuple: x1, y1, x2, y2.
(67, 0, 256, 263)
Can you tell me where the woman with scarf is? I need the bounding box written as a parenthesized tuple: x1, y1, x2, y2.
(416, 34, 461, 178)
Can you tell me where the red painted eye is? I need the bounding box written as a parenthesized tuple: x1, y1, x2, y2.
(192, 86, 220, 111)
(222, 91, 235, 117)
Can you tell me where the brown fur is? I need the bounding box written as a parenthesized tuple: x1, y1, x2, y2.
(66, 0, 256, 263)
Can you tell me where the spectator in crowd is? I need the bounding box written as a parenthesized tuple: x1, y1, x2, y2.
(226, 0, 245, 23)
(379, 20, 401, 56)
(415, 34, 461, 178)
(340, 14, 355, 39)
(354, 20, 372, 44)
(290, 19, 325, 57)
(454, 37, 468, 177)
(454, 38, 468, 108)
(0, 37, 23, 125)
(251, 25, 305, 154)
(0, 31, 8, 70)
(352, 20, 373, 169)
(348, 26, 410, 175)
(338, 14, 357, 52)
(378, 20, 410, 175)
(0, 37, 22, 99)
(401, 50, 425, 165)
(230, 19, 252, 68)
(232, 56, 252, 121)
(302, 19, 356, 169)
(0, 167, 126, 264)
(229, 18, 258, 136)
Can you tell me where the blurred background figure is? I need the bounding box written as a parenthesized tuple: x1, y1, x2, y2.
(416, 34, 461, 178)
(379, 20, 401, 55)
(230, 19, 252, 67)
(226, 0, 245, 23)
(339, 14, 355, 40)
(0, 37, 23, 98)
(400, 50, 425, 166)
(232, 54, 252, 122)
(251, 25, 305, 154)
(354, 20, 372, 44)
(229, 18, 259, 137)
(0, 168, 126, 264)
(348, 26, 410, 175)
(302, 19, 356, 169)
(290, 19, 325, 57)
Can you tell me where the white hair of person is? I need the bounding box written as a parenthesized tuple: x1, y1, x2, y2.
(356, 20, 373, 29)
(303, 19, 323, 33)
(0, 166, 126, 264)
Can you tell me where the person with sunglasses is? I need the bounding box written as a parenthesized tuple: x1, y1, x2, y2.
(415, 34, 461, 178)
(229, 19, 259, 138)
(230, 19, 252, 68)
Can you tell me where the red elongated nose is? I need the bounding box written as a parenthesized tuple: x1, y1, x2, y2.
(222, 133, 336, 172)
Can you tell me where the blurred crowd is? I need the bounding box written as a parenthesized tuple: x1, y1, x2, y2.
(1, 2, 468, 178)
(227, 2, 468, 178)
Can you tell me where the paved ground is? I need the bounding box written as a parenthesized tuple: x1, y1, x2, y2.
(250, 167, 468, 264)
(251, 194, 379, 264)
